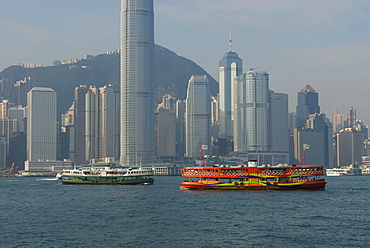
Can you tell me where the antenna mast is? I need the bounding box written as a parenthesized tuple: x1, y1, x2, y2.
(229, 32, 233, 51)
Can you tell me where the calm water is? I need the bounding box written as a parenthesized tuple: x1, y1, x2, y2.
(1, 176, 369, 248)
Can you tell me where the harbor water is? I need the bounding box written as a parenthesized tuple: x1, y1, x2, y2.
(1, 176, 369, 247)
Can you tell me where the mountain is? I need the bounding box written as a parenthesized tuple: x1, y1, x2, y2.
(0, 45, 218, 116)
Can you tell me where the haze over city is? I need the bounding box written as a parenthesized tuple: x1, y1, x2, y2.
(1, 0, 370, 122)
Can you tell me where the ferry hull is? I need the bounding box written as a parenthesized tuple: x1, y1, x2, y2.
(181, 180, 326, 190)
(61, 177, 154, 185)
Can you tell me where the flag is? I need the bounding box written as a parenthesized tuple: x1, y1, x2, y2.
(201, 145, 208, 149)
(303, 143, 310, 150)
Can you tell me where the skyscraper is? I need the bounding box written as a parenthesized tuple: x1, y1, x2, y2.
(233, 70, 289, 165)
(294, 113, 333, 167)
(270, 92, 289, 153)
(218, 39, 242, 143)
(26, 87, 57, 161)
(296, 84, 320, 128)
(332, 110, 344, 133)
(176, 100, 186, 158)
(346, 106, 356, 128)
(234, 70, 270, 152)
(155, 108, 176, 159)
(74, 85, 91, 165)
(99, 85, 120, 160)
(185, 75, 211, 158)
(336, 128, 364, 167)
(73, 85, 120, 165)
(120, 0, 154, 165)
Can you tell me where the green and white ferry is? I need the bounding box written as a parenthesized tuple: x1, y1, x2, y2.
(61, 163, 154, 185)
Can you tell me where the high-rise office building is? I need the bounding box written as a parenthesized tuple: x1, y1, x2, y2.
(155, 108, 176, 159)
(99, 85, 120, 159)
(120, 0, 154, 165)
(26, 87, 57, 161)
(8, 106, 26, 133)
(233, 70, 289, 165)
(14, 77, 34, 107)
(0, 118, 15, 160)
(218, 42, 243, 140)
(294, 113, 333, 167)
(234, 70, 270, 152)
(270, 92, 289, 153)
(346, 106, 356, 128)
(0, 100, 15, 119)
(296, 84, 320, 128)
(73, 85, 120, 164)
(0, 78, 13, 102)
(185, 75, 211, 158)
(85, 87, 99, 163)
(74, 85, 91, 165)
(336, 128, 364, 167)
(332, 110, 344, 133)
(211, 96, 219, 149)
(176, 100, 186, 158)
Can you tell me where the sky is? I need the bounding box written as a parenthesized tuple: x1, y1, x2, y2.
(1, 0, 370, 123)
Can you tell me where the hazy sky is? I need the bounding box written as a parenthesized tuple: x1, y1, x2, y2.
(1, 0, 370, 122)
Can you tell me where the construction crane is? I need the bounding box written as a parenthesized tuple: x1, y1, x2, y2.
(0, 163, 15, 175)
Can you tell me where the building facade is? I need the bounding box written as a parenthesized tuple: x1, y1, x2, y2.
(336, 128, 364, 167)
(332, 110, 344, 133)
(234, 70, 270, 152)
(185, 75, 211, 158)
(155, 108, 176, 159)
(270, 92, 289, 153)
(26, 87, 57, 161)
(233, 70, 289, 165)
(218, 47, 243, 140)
(346, 106, 356, 128)
(99, 85, 120, 159)
(74, 86, 91, 165)
(296, 84, 320, 128)
(120, 0, 155, 165)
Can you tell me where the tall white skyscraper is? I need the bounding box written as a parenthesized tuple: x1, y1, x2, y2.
(234, 70, 269, 152)
(120, 0, 155, 165)
(185, 75, 211, 158)
(218, 42, 243, 140)
(26, 87, 57, 161)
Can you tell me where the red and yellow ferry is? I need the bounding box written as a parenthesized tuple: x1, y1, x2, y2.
(181, 161, 326, 190)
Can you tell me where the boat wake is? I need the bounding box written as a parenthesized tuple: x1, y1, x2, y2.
(37, 178, 59, 181)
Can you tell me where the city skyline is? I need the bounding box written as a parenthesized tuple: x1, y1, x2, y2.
(1, 1, 370, 123)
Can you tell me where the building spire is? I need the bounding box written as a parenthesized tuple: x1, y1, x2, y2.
(229, 32, 233, 52)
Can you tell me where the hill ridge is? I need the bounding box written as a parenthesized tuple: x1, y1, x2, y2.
(0, 44, 218, 116)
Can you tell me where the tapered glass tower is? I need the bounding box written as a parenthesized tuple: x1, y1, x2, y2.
(120, 0, 155, 165)
(218, 44, 243, 139)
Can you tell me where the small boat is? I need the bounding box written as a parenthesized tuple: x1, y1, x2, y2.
(61, 163, 154, 185)
(325, 168, 348, 176)
(181, 161, 326, 190)
(55, 172, 62, 180)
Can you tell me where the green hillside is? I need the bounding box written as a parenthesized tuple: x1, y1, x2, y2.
(0, 45, 218, 115)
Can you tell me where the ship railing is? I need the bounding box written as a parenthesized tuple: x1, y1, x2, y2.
(183, 171, 222, 177)
(183, 171, 249, 177)
(290, 168, 323, 175)
(262, 171, 284, 176)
